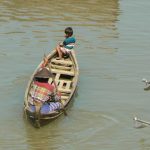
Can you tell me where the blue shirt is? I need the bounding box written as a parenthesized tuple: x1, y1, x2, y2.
(63, 37, 76, 49)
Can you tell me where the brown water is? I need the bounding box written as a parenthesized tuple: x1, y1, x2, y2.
(0, 0, 150, 149)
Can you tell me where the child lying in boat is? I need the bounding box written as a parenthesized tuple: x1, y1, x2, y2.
(55, 27, 76, 59)
(28, 67, 62, 113)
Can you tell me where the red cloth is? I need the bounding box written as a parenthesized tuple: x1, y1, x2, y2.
(34, 81, 54, 92)
(34, 81, 61, 96)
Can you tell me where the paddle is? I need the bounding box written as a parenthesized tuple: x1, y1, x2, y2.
(43, 54, 67, 116)
(33, 101, 42, 128)
(133, 117, 150, 128)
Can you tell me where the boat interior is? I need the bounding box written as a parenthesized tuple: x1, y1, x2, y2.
(47, 57, 75, 105)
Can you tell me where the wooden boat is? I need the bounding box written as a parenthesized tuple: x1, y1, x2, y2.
(24, 50, 79, 127)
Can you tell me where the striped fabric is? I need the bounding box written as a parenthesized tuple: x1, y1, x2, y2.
(41, 102, 61, 114)
(30, 83, 52, 103)
(65, 43, 75, 49)
(29, 102, 61, 114)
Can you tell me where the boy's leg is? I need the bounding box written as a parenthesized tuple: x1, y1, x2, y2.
(56, 45, 63, 59)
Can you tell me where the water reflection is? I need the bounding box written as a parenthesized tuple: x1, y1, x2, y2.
(0, 0, 119, 26)
(0, 0, 120, 53)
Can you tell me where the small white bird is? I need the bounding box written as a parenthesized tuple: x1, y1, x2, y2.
(134, 117, 137, 121)
(142, 78, 148, 84)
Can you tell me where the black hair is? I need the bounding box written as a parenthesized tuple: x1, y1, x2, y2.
(65, 27, 73, 36)
(35, 77, 49, 83)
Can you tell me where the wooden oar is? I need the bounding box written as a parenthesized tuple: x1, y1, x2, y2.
(33, 100, 42, 128)
(43, 54, 67, 116)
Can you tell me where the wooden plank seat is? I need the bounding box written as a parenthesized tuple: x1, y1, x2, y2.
(51, 68, 74, 76)
(51, 64, 71, 71)
(61, 96, 69, 100)
(51, 58, 73, 66)
(58, 88, 71, 93)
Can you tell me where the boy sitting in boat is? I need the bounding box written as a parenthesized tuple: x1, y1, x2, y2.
(56, 27, 76, 59)
(29, 67, 62, 113)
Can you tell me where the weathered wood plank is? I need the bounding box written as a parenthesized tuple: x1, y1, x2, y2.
(58, 88, 71, 93)
(51, 68, 74, 76)
(51, 64, 71, 71)
(51, 59, 73, 66)
(61, 96, 69, 100)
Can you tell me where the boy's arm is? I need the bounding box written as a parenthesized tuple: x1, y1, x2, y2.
(41, 56, 48, 68)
